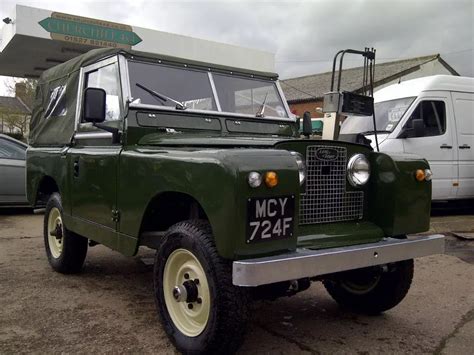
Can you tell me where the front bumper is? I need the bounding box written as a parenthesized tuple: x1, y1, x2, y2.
(232, 235, 445, 286)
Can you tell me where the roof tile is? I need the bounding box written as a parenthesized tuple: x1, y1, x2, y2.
(281, 54, 440, 102)
(0, 96, 31, 114)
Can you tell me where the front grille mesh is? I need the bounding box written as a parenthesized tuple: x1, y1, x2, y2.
(299, 145, 364, 225)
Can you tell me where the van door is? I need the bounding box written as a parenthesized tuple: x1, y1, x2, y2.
(399, 94, 457, 200)
(451, 92, 474, 198)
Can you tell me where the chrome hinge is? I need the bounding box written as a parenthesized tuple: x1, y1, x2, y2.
(111, 209, 120, 222)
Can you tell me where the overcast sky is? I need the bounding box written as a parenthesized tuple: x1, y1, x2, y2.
(0, 0, 473, 96)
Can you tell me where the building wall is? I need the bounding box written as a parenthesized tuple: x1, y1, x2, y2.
(287, 59, 454, 118)
(288, 99, 324, 118)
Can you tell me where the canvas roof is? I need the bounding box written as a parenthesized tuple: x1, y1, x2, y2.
(40, 47, 278, 85)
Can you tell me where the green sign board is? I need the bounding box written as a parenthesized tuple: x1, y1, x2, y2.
(39, 12, 142, 49)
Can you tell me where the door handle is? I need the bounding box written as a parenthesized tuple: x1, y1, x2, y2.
(440, 144, 452, 149)
(73, 160, 79, 178)
(459, 145, 471, 149)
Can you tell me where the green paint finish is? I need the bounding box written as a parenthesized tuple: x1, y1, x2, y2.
(367, 152, 431, 236)
(39, 17, 142, 46)
(297, 221, 384, 249)
(117, 146, 300, 259)
(27, 128, 433, 260)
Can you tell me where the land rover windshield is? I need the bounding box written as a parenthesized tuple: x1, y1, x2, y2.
(340, 97, 415, 134)
(128, 60, 289, 119)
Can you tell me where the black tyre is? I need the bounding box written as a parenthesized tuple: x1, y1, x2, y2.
(154, 220, 249, 354)
(44, 192, 88, 274)
(323, 259, 414, 315)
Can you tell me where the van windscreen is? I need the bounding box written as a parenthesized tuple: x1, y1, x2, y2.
(340, 97, 415, 134)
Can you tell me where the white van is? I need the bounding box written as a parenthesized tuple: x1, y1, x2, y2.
(340, 75, 474, 201)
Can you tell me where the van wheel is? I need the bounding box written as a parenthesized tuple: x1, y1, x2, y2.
(323, 259, 414, 315)
(44, 192, 88, 273)
(154, 220, 249, 354)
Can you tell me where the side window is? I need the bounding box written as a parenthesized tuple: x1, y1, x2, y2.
(44, 78, 68, 118)
(85, 63, 121, 121)
(403, 100, 446, 138)
(0, 138, 26, 160)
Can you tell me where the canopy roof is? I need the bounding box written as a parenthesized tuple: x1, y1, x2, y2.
(1, 5, 275, 79)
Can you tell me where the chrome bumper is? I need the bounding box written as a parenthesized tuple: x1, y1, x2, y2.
(232, 235, 445, 286)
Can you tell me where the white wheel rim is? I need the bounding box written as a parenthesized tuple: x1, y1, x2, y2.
(47, 207, 63, 259)
(163, 248, 211, 337)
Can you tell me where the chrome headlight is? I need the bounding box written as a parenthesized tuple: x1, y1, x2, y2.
(291, 151, 306, 185)
(347, 154, 370, 186)
(248, 171, 262, 188)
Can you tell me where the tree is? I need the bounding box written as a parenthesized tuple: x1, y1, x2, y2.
(0, 107, 29, 137)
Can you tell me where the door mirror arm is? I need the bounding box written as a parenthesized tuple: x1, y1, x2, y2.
(93, 123, 121, 144)
(302, 111, 312, 137)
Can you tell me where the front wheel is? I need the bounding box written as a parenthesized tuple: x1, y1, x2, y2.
(323, 259, 414, 315)
(154, 220, 249, 354)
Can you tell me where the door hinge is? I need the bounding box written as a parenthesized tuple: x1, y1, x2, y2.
(112, 209, 120, 222)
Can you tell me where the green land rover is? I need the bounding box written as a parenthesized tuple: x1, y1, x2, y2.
(27, 48, 444, 354)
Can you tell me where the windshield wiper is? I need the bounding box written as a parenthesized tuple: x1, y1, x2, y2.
(136, 83, 186, 110)
(255, 93, 268, 117)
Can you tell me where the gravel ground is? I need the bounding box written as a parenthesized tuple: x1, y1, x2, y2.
(0, 211, 473, 354)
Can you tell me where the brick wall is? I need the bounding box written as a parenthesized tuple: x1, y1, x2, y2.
(288, 99, 324, 118)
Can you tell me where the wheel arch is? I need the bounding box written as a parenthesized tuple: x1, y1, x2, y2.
(34, 175, 60, 207)
(138, 191, 211, 248)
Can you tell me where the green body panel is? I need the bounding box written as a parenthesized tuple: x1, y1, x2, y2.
(27, 133, 431, 260)
(118, 145, 300, 258)
(367, 152, 431, 235)
(297, 221, 384, 249)
(27, 147, 69, 208)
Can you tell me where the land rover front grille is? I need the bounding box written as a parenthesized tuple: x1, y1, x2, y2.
(299, 145, 364, 225)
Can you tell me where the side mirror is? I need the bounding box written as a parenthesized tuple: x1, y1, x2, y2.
(398, 118, 425, 139)
(302, 111, 312, 137)
(412, 118, 425, 137)
(83, 87, 106, 123)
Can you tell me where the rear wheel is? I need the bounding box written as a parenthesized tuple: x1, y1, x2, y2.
(44, 193, 88, 273)
(154, 220, 249, 354)
(323, 259, 414, 315)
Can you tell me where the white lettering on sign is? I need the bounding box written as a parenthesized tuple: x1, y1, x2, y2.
(248, 217, 293, 241)
(255, 198, 289, 218)
(256, 200, 266, 218)
(279, 198, 287, 215)
(249, 221, 260, 241)
(267, 199, 277, 217)
(283, 218, 292, 235)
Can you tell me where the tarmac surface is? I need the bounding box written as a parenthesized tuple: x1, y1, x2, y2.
(0, 210, 473, 354)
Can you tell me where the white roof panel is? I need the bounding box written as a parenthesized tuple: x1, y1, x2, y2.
(375, 75, 474, 102)
(0, 5, 275, 78)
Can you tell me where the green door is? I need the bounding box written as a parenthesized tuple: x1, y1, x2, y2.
(68, 56, 124, 249)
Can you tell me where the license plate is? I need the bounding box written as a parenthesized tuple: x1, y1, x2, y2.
(246, 195, 295, 243)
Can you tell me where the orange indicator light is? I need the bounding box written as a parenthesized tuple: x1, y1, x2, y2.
(415, 169, 426, 181)
(265, 171, 278, 188)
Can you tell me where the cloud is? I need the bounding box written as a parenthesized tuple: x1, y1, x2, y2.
(0, 0, 472, 96)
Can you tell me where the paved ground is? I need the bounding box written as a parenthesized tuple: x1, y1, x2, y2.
(0, 210, 473, 354)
